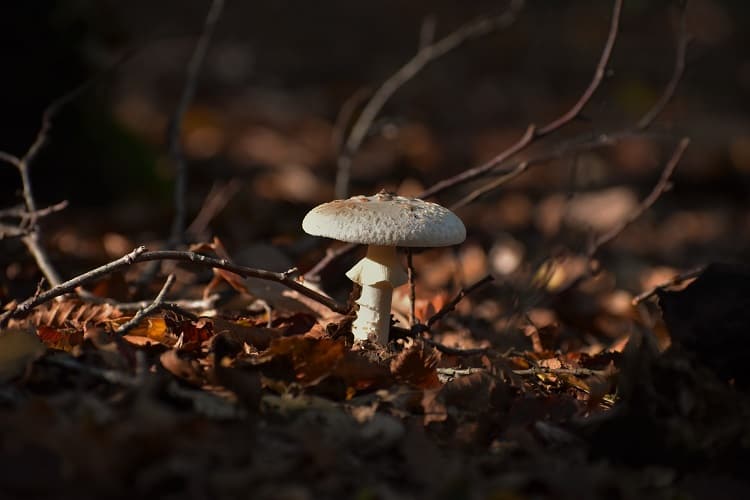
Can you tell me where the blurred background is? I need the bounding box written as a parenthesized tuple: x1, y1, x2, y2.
(1, 0, 749, 308)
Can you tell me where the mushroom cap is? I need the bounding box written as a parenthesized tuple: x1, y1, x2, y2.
(302, 192, 466, 247)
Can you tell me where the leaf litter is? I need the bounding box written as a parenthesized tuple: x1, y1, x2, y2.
(1, 261, 748, 499)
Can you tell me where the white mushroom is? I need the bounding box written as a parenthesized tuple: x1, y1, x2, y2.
(302, 191, 466, 344)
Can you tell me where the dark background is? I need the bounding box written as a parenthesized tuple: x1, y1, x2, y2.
(1, 0, 749, 292)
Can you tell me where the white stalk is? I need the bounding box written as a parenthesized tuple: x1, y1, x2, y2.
(351, 282, 393, 343)
(346, 245, 407, 344)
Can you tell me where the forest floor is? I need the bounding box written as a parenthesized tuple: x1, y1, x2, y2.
(2, 1, 750, 499)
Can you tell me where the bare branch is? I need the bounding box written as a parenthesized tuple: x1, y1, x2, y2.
(419, 0, 623, 201)
(168, 0, 225, 246)
(631, 265, 704, 305)
(450, 1, 690, 210)
(424, 338, 489, 356)
(406, 249, 417, 327)
(636, 1, 691, 130)
(1, 246, 149, 326)
(0, 200, 69, 222)
(512, 366, 610, 377)
(334, 0, 525, 198)
(186, 178, 242, 239)
(423, 274, 495, 330)
(303, 242, 360, 282)
(587, 137, 690, 257)
(115, 274, 176, 335)
(1, 246, 348, 328)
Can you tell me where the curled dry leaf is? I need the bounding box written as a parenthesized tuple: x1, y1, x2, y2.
(390, 339, 441, 389)
(212, 318, 280, 351)
(256, 336, 392, 395)
(165, 316, 215, 351)
(9, 299, 122, 331)
(160, 349, 204, 385)
(190, 237, 250, 298)
(36, 326, 84, 352)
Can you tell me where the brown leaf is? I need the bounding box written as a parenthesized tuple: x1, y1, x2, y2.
(0, 328, 45, 382)
(390, 339, 441, 389)
(37, 326, 84, 352)
(10, 299, 122, 331)
(271, 312, 317, 336)
(260, 336, 346, 385)
(213, 335, 262, 410)
(160, 349, 203, 385)
(165, 316, 215, 351)
(190, 237, 249, 297)
(212, 318, 280, 351)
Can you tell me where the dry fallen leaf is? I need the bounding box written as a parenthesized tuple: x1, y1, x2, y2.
(390, 340, 441, 389)
(0, 328, 46, 382)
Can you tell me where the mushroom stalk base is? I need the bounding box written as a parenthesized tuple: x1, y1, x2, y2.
(351, 282, 393, 343)
(347, 245, 407, 344)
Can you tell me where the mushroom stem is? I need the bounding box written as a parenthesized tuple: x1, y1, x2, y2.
(346, 245, 407, 343)
(352, 282, 393, 343)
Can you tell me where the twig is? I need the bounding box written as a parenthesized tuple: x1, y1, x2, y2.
(450, 129, 671, 210)
(305, 0, 616, 280)
(544, 137, 690, 296)
(587, 138, 690, 257)
(137, 0, 225, 289)
(424, 274, 495, 330)
(303, 242, 360, 281)
(418, 0, 622, 201)
(636, 1, 691, 130)
(0, 200, 68, 222)
(407, 249, 417, 327)
(631, 265, 704, 305)
(1, 246, 148, 326)
(452, 1, 689, 209)
(512, 366, 610, 377)
(424, 337, 489, 356)
(1, 246, 348, 327)
(45, 355, 138, 387)
(168, 0, 225, 245)
(79, 293, 213, 317)
(186, 178, 242, 239)
(116, 274, 176, 335)
(334, 0, 525, 199)
(0, 224, 30, 239)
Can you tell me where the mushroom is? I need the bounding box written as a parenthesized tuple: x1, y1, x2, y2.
(302, 191, 466, 344)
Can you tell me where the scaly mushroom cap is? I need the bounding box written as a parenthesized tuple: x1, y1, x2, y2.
(302, 192, 466, 247)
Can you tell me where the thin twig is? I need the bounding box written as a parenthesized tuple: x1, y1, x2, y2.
(186, 178, 242, 239)
(0, 200, 68, 222)
(546, 137, 690, 296)
(45, 355, 138, 387)
(419, 0, 623, 201)
(116, 274, 176, 335)
(407, 249, 417, 327)
(631, 265, 704, 305)
(424, 337, 489, 356)
(334, 0, 525, 198)
(1, 246, 348, 327)
(512, 366, 610, 377)
(453, 0, 689, 209)
(303, 242, 360, 282)
(636, 1, 691, 130)
(423, 274, 495, 330)
(168, 0, 225, 245)
(306, 0, 620, 279)
(0, 224, 30, 239)
(137, 0, 225, 290)
(1, 246, 149, 326)
(587, 138, 690, 257)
